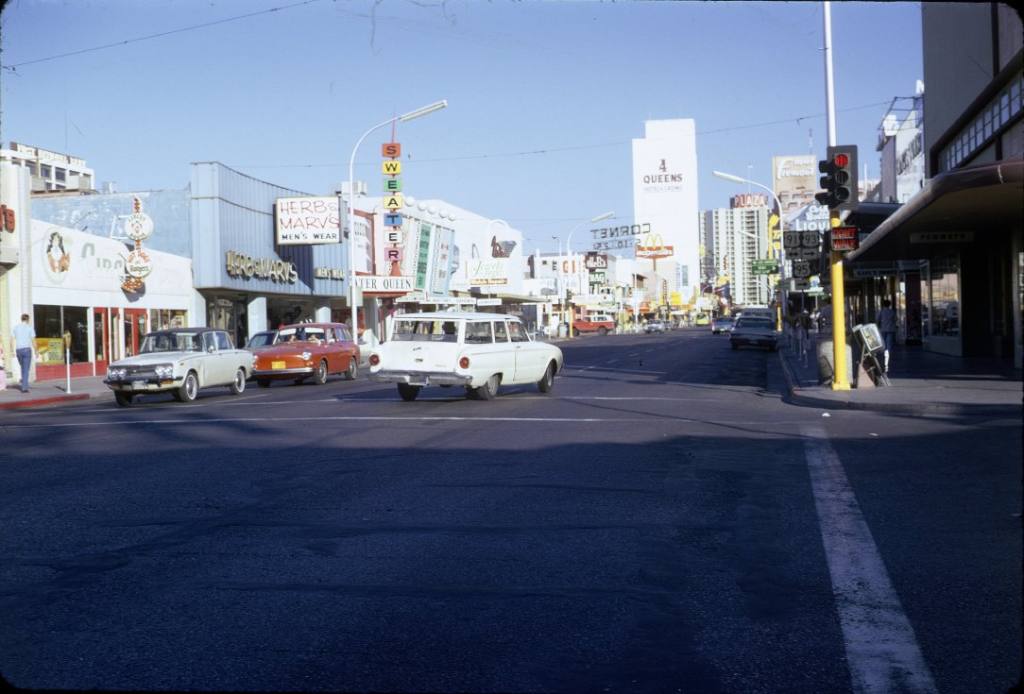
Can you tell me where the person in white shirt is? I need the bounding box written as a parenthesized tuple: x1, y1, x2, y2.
(11, 313, 36, 393)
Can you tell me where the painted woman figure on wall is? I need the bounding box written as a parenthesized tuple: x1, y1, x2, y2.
(46, 232, 70, 274)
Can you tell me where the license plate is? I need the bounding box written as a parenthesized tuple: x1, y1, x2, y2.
(132, 380, 146, 389)
(272, 361, 286, 370)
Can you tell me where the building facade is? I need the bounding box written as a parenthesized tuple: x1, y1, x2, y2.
(703, 203, 771, 308)
(631, 119, 701, 302)
(875, 86, 926, 205)
(849, 2, 1023, 366)
(5, 142, 94, 193)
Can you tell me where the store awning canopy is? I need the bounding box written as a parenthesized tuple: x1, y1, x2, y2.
(847, 160, 1024, 263)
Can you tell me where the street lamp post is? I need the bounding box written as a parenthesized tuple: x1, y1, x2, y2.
(560, 210, 614, 338)
(712, 171, 788, 331)
(346, 100, 447, 339)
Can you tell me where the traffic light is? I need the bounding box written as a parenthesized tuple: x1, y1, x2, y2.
(815, 145, 858, 212)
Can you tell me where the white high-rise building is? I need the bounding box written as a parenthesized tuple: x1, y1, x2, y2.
(631, 119, 700, 303)
(703, 205, 771, 307)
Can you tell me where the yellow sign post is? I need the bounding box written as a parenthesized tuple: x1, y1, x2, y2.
(830, 214, 851, 390)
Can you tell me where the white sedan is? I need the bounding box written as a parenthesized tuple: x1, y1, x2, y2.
(368, 312, 564, 401)
(104, 328, 253, 406)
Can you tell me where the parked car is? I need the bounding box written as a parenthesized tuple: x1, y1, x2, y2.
(368, 312, 564, 401)
(245, 330, 278, 349)
(729, 316, 778, 351)
(644, 319, 667, 333)
(710, 316, 735, 334)
(572, 313, 615, 336)
(104, 327, 252, 406)
(249, 322, 359, 387)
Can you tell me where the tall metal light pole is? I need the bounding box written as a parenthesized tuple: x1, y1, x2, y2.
(822, 0, 851, 390)
(345, 100, 447, 338)
(560, 211, 614, 337)
(712, 171, 787, 331)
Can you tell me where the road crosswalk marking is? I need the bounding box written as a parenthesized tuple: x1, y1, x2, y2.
(802, 425, 937, 694)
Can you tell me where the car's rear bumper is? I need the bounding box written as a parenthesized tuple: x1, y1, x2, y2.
(370, 370, 472, 387)
(730, 336, 778, 347)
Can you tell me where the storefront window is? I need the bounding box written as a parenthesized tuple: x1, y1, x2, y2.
(149, 309, 187, 330)
(929, 255, 960, 337)
(32, 305, 89, 364)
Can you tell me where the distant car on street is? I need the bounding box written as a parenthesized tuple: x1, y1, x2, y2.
(711, 317, 735, 334)
(729, 316, 778, 351)
(104, 328, 252, 406)
(572, 313, 615, 336)
(644, 320, 667, 333)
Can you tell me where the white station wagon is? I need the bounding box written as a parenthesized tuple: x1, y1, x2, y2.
(104, 328, 253, 406)
(368, 312, 564, 401)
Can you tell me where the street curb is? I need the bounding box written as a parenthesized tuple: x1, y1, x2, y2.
(0, 392, 92, 410)
(776, 351, 1022, 416)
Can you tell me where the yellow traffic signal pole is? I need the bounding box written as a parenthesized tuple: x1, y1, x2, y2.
(821, 2, 849, 390)
(830, 214, 851, 390)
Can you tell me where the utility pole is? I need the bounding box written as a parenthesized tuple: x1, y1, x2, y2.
(823, 0, 851, 390)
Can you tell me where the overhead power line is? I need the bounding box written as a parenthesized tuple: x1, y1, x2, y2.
(231, 99, 899, 170)
(2, 0, 326, 71)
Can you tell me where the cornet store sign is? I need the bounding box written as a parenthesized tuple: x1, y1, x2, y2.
(275, 197, 341, 245)
(590, 222, 652, 252)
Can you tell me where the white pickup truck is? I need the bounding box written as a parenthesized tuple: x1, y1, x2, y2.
(368, 312, 564, 401)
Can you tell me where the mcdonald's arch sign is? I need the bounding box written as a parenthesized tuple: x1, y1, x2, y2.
(635, 232, 675, 260)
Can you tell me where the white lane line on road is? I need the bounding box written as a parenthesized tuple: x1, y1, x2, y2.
(1, 415, 648, 430)
(802, 425, 938, 694)
(565, 367, 667, 375)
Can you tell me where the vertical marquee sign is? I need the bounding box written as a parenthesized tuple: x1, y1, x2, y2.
(121, 196, 154, 293)
(381, 142, 404, 275)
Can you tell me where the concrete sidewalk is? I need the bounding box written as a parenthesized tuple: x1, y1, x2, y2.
(0, 375, 110, 410)
(777, 331, 1022, 416)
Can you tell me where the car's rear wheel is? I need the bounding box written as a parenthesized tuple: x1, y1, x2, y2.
(256, 379, 271, 388)
(344, 358, 357, 381)
(598, 327, 608, 336)
(312, 360, 328, 385)
(397, 383, 420, 401)
(113, 391, 134, 407)
(177, 371, 199, 402)
(230, 368, 246, 395)
(537, 363, 555, 394)
(476, 374, 500, 400)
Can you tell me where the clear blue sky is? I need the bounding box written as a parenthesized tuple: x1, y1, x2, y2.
(1, 0, 922, 252)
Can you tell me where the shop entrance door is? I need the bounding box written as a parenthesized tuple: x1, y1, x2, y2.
(123, 309, 148, 357)
(93, 308, 111, 373)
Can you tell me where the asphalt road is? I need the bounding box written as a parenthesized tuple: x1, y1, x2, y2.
(1, 328, 1020, 693)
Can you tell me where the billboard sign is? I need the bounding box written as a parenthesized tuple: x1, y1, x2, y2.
(632, 119, 700, 298)
(773, 155, 818, 215)
(275, 197, 340, 245)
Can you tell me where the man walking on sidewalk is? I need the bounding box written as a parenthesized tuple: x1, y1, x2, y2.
(878, 299, 897, 374)
(12, 313, 36, 393)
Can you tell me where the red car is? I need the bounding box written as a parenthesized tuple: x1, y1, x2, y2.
(249, 322, 359, 387)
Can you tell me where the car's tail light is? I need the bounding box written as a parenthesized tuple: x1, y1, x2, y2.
(369, 354, 380, 366)
(459, 356, 470, 369)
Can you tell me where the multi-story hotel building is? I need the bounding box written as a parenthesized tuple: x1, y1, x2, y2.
(703, 195, 771, 307)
